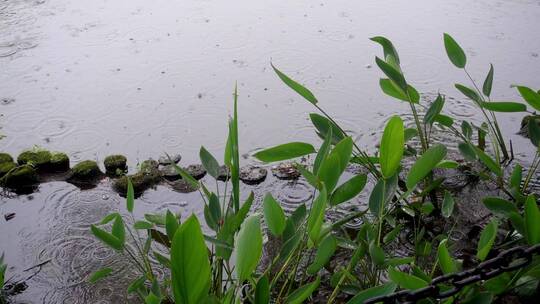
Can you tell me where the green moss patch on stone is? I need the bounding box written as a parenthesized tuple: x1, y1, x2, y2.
(0, 153, 13, 164)
(68, 160, 103, 183)
(114, 159, 161, 196)
(50, 152, 70, 172)
(1, 165, 38, 189)
(0, 162, 16, 178)
(104, 154, 127, 176)
(17, 150, 52, 170)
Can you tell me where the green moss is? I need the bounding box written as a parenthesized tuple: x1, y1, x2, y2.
(0, 162, 16, 178)
(50, 152, 70, 172)
(0, 153, 13, 164)
(114, 159, 161, 196)
(104, 155, 127, 175)
(69, 160, 102, 180)
(1, 165, 38, 188)
(17, 150, 52, 169)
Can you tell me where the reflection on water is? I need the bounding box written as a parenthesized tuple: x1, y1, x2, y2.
(2, 0, 540, 302)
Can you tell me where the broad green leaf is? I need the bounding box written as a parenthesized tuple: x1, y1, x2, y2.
(91, 225, 123, 251)
(477, 220, 498, 261)
(200, 146, 220, 179)
(286, 277, 320, 304)
(525, 195, 540, 245)
(379, 79, 419, 103)
(369, 241, 385, 266)
(330, 174, 367, 206)
(483, 64, 494, 97)
(424, 94, 445, 125)
(99, 212, 120, 225)
(406, 144, 447, 189)
(296, 164, 320, 189)
(127, 177, 134, 212)
(111, 215, 125, 245)
(458, 142, 476, 161)
(434, 114, 454, 128)
(236, 215, 263, 282)
(483, 197, 518, 217)
(528, 117, 540, 149)
(383, 225, 402, 244)
(455, 84, 481, 102)
(444, 33, 467, 68)
(254, 142, 315, 163)
(437, 239, 457, 274)
(171, 215, 211, 304)
(89, 267, 113, 283)
(375, 57, 407, 91)
(510, 164, 522, 189)
(331, 137, 354, 172)
(134, 220, 154, 230)
(145, 292, 160, 304)
(347, 283, 397, 304)
(461, 121, 473, 139)
(271, 63, 317, 105)
(480, 101, 526, 112)
(369, 179, 386, 217)
(309, 113, 345, 144)
(317, 153, 341, 193)
(442, 191, 455, 218)
(387, 267, 428, 290)
(263, 193, 286, 236)
(127, 276, 146, 293)
(473, 146, 502, 176)
(379, 116, 404, 178)
(145, 213, 166, 225)
(516, 85, 540, 111)
(255, 276, 269, 304)
(436, 160, 459, 169)
(307, 235, 337, 274)
(166, 210, 179, 240)
(313, 127, 332, 175)
(370, 36, 400, 64)
(404, 128, 418, 142)
(307, 186, 327, 244)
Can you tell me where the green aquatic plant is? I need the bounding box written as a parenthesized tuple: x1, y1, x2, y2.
(0, 253, 6, 304)
(87, 34, 540, 303)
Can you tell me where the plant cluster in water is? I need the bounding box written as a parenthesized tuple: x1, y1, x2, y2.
(3, 33, 540, 304)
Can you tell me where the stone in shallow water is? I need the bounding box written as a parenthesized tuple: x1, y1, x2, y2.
(160, 164, 181, 181)
(0, 152, 13, 164)
(185, 164, 206, 180)
(49, 152, 70, 172)
(169, 179, 199, 193)
(114, 159, 162, 197)
(1, 165, 38, 189)
(103, 154, 127, 176)
(239, 165, 267, 185)
(17, 150, 52, 171)
(271, 162, 300, 180)
(217, 165, 231, 181)
(67, 160, 103, 187)
(158, 154, 181, 166)
(0, 162, 16, 178)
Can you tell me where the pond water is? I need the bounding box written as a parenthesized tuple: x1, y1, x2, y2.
(1, 0, 540, 302)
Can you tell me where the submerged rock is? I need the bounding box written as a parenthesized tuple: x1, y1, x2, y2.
(67, 160, 103, 186)
(0, 162, 16, 178)
(217, 165, 230, 181)
(271, 162, 300, 180)
(158, 154, 181, 166)
(114, 159, 161, 196)
(17, 150, 52, 170)
(185, 164, 206, 180)
(104, 154, 127, 176)
(0, 153, 13, 164)
(240, 165, 267, 185)
(49, 152, 70, 172)
(160, 164, 181, 181)
(169, 179, 199, 193)
(1, 165, 38, 189)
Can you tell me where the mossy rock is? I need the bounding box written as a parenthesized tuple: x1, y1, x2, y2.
(0, 162, 16, 178)
(104, 155, 127, 176)
(0, 153, 13, 164)
(113, 159, 161, 196)
(50, 152, 70, 172)
(68, 160, 103, 184)
(17, 150, 52, 170)
(519, 115, 540, 138)
(1, 165, 38, 189)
